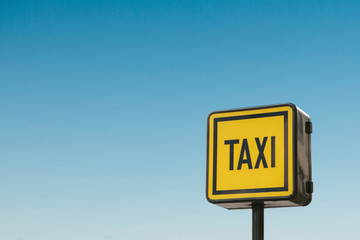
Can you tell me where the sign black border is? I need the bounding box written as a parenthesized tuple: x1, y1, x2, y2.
(212, 111, 288, 195)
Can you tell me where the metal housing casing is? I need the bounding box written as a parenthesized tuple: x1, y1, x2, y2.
(206, 103, 312, 209)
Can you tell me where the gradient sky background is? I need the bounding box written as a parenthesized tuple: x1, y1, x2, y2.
(1, 1, 360, 239)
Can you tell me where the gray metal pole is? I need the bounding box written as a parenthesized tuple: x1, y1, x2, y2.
(252, 203, 264, 240)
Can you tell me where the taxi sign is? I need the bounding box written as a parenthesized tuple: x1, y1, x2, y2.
(206, 103, 312, 209)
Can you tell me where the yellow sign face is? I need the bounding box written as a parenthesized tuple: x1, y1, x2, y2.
(207, 105, 294, 202)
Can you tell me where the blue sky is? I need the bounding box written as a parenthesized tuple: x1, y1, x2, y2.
(1, 1, 359, 239)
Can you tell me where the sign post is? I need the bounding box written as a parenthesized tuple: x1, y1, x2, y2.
(206, 103, 313, 239)
(252, 203, 264, 240)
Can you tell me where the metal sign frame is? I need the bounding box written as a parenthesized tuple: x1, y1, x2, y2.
(206, 103, 312, 209)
